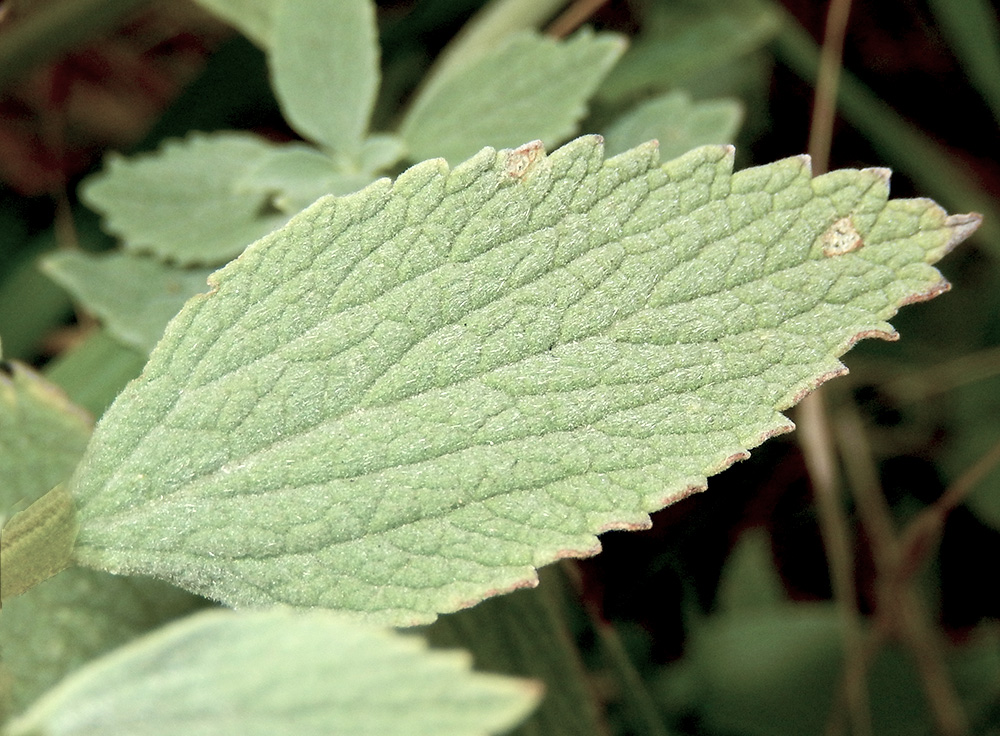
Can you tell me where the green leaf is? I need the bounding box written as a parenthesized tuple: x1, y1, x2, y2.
(603, 91, 743, 159)
(81, 132, 287, 266)
(0, 569, 203, 717)
(44, 330, 147, 419)
(238, 143, 379, 214)
(269, 0, 379, 156)
(67, 137, 979, 625)
(41, 252, 213, 354)
(5, 609, 541, 736)
(400, 31, 625, 164)
(424, 567, 605, 736)
(0, 362, 91, 516)
(193, 0, 276, 49)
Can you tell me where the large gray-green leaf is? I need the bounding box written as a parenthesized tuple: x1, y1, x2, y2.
(5, 609, 540, 736)
(602, 91, 743, 159)
(270, 0, 379, 156)
(81, 132, 287, 266)
(41, 252, 213, 354)
(400, 31, 625, 164)
(68, 136, 979, 625)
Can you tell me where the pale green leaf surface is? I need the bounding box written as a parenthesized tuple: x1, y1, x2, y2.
(237, 144, 378, 214)
(193, 0, 276, 49)
(270, 0, 378, 155)
(603, 91, 743, 159)
(400, 31, 625, 164)
(0, 363, 90, 516)
(82, 132, 287, 266)
(0, 569, 202, 719)
(68, 137, 979, 625)
(41, 252, 213, 354)
(6, 609, 541, 736)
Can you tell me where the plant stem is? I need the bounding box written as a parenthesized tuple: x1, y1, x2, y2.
(800, 2, 873, 733)
(546, 0, 609, 38)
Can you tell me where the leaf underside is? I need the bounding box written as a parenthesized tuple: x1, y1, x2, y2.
(68, 136, 979, 625)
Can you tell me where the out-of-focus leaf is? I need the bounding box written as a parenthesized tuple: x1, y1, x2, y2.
(193, 0, 276, 49)
(44, 330, 148, 420)
(597, 0, 781, 103)
(6, 609, 541, 736)
(42, 252, 213, 354)
(602, 91, 743, 159)
(270, 0, 379, 156)
(81, 132, 287, 266)
(400, 31, 625, 164)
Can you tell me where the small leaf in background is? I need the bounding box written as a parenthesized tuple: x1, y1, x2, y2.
(269, 0, 379, 157)
(237, 143, 378, 214)
(0, 362, 91, 514)
(400, 31, 625, 164)
(5, 609, 541, 736)
(43, 330, 148, 419)
(81, 132, 287, 266)
(193, 0, 277, 50)
(0, 569, 203, 718)
(602, 91, 743, 159)
(41, 252, 214, 355)
(67, 137, 979, 624)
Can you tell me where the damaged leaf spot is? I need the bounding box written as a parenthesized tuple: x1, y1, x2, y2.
(504, 140, 545, 180)
(820, 216, 864, 257)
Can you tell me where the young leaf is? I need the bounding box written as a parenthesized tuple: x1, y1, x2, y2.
(5, 609, 541, 736)
(41, 252, 213, 354)
(237, 144, 378, 214)
(67, 137, 980, 625)
(82, 132, 287, 266)
(400, 31, 625, 164)
(603, 91, 743, 159)
(269, 0, 379, 157)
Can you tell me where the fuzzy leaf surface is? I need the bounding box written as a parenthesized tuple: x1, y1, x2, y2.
(400, 31, 625, 164)
(42, 252, 213, 354)
(68, 137, 978, 624)
(270, 0, 379, 155)
(5, 609, 540, 736)
(82, 132, 287, 266)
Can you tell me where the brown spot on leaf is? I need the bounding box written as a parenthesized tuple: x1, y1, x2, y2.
(504, 140, 545, 180)
(820, 216, 864, 256)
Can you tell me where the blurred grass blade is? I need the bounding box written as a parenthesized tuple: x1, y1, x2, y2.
(926, 0, 1000, 123)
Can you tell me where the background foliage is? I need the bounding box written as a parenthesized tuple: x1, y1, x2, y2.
(0, 0, 998, 734)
